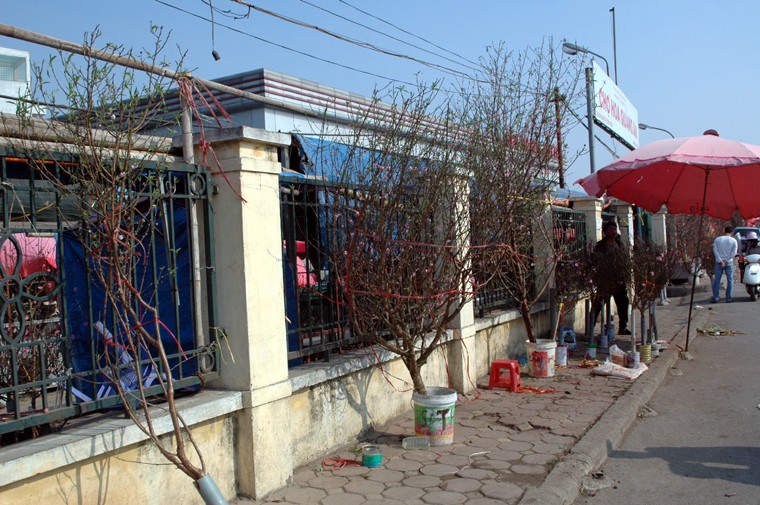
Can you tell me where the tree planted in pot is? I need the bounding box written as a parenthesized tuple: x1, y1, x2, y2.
(465, 42, 585, 345)
(8, 28, 229, 504)
(323, 82, 474, 398)
(630, 242, 681, 355)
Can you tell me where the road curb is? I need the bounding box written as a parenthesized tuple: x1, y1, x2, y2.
(517, 304, 710, 505)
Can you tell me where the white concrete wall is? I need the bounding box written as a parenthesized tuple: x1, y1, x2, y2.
(0, 47, 31, 115)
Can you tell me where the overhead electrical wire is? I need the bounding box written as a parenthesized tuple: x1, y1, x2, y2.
(336, 0, 478, 69)
(155, 0, 419, 88)
(223, 0, 476, 81)
(218, 0, 584, 99)
(159, 0, 567, 100)
(295, 0, 480, 74)
(157, 0, 597, 152)
(200, 0, 250, 19)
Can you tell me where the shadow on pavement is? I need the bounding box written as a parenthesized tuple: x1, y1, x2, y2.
(610, 445, 760, 485)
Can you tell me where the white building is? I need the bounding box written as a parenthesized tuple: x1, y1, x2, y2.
(0, 47, 31, 115)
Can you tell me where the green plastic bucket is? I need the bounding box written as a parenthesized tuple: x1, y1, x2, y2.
(412, 387, 457, 446)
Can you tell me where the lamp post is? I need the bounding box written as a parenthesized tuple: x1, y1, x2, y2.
(562, 42, 611, 77)
(562, 41, 612, 174)
(639, 122, 675, 139)
(639, 122, 675, 306)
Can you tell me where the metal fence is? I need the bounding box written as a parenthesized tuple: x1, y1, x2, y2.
(280, 175, 360, 365)
(0, 149, 219, 441)
(552, 206, 588, 254)
(473, 285, 519, 318)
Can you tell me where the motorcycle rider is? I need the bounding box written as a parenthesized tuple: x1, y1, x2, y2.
(744, 231, 760, 255)
(739, 231, 760, 280)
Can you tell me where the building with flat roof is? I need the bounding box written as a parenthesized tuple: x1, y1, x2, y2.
(0, 47, 31, 115)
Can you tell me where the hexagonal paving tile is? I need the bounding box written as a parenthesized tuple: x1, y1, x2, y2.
(383, 485, 425, 501)
(363, 499, 406, 505)
(420, 463, 460, 477)
(384, 457, 424, 472)
(420, 490, 467, 504)
(497, 440, 533, 452)
(402, 475, 443, 488)
(510, 463, 546, 475)
(439, 477, 482, 493)
(308, 475, 349, 490)
(455, 468, 498, 480)
(480, 481, 523, 500)
(522, 453, 557, 465)
(284, 487, 328, 504)
(366, 469, 405, 483)
(321, 492, 366, 505)
(344, 479, 386, 495)
(403, 450, 441, 462)
(436, 455, 472, 467)
(485, 449, 523, 462)
(461, 498, 508, 505)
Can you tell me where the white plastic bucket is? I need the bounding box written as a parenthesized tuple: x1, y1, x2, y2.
(526, 339, 557, 377)
(556, 343, 569, 367)
(412, 387, 457, 446)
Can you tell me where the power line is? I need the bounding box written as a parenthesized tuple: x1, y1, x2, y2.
(565, 105, 619, 157)
(336, 0, 478, 69)
(160, 1, 579, 105)
(223, 0, 476, 81)
(295, 0, 480, 74)
(155, 0, 419, 88)
(221, 1, 584, 100)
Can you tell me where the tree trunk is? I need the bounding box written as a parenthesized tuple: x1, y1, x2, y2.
(520, 299, 537, 343)
(408, 356, 427, 395)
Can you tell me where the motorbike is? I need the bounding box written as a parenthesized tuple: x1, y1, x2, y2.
(741, 253, 760, 301)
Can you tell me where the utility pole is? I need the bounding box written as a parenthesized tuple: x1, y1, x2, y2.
(610, 7, 618, 84)
(552, 87, 565, 188)
(585, 67, 596, 174)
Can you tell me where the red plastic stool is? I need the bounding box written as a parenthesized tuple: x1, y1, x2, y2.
(488, 359, 521, 391)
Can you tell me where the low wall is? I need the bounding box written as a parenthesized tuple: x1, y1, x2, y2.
(0, 391, 241, 505)
(0, 302, 580, 503)
(285, 302, 563, 469)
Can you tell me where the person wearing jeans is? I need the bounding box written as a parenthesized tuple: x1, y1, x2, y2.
(712, 226, 738, 303)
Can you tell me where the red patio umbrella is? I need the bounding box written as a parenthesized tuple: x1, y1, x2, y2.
(578, 132, 760, 220)
(577, 131, 760, 351)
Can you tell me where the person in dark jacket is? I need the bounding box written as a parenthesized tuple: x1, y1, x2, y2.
(592, 221, 630, 335)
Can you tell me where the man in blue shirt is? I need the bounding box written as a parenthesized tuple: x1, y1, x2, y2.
(712, 226, 738, 303)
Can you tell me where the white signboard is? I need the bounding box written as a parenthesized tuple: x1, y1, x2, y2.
(591, 61, 639, 149)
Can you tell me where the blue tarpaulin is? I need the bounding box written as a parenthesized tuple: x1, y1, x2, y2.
(63, 207, 195, 401)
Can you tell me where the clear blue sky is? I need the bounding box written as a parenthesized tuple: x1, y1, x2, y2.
(4, 0, 760, 189)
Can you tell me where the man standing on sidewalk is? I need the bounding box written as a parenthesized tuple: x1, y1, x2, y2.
(592, 221, 631, 335)
(712, 226, 738, 303)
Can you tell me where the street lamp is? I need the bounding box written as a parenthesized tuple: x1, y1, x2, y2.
(562, 40, 612, 174)
(639, 122, 675, 139)
(562, 42, 610, 76)
(639, 121, 675, 306)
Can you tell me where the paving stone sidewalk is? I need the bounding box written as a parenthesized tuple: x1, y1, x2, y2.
(234, 291, 709, 505)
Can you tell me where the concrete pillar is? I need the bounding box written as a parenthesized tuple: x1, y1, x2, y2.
(650, 209, 670, 304)
(447, 302, 476, 394)
(615, 203, 634, 248)
(195, 126, 293, 498)
(570, 196, 603, 245)
(650, 209, 668, 247)
(446, 176, 477, 394)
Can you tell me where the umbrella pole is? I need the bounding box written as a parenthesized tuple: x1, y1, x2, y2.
(685, 170, 710, 352)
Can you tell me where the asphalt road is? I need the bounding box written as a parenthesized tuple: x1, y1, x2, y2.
(574, 293, 760, 505)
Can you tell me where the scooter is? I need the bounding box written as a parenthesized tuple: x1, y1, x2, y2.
(742, 253, 760, 301)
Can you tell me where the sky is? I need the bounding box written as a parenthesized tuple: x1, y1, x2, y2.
(3, 0, 760, 190)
